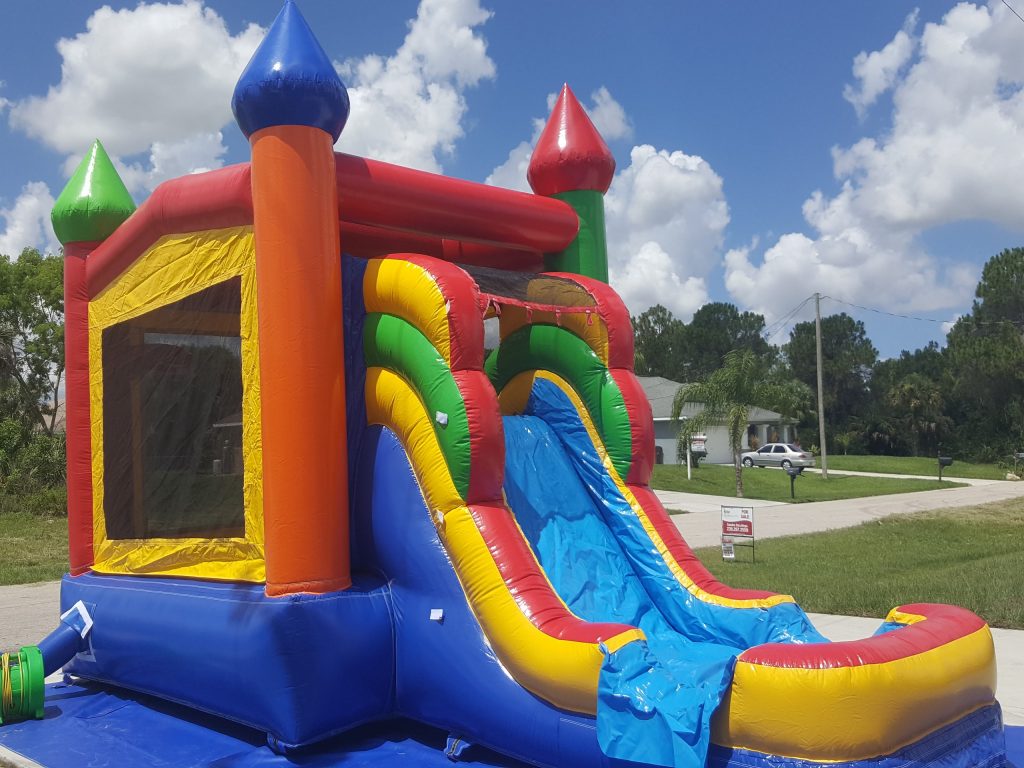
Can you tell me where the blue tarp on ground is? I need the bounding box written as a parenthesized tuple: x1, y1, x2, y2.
(0, 683, 1017, 768)
(1007, 723, 1023, 767)
(0, 681, 530, 768)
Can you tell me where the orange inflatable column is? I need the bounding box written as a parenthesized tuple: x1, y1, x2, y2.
(232, 0, 351, 595)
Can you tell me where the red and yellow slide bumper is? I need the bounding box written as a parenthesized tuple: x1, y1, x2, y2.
(716, 604, 996, 761)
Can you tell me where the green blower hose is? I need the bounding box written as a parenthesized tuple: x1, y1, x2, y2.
(0, 646, 44, 723)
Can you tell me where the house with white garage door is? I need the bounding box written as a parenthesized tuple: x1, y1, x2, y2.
(637, 376, 798, 465)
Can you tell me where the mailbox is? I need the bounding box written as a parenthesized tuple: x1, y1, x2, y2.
(938, 456, 953, 480)
(784, 465, 803, 498)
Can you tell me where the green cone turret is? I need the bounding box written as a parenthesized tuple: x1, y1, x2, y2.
(51, 140, 135, 245)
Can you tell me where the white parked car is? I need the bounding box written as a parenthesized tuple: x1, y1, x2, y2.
(740, 443, 815, 469)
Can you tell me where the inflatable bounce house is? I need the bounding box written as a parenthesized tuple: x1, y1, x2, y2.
(0, 3, 1009, 767)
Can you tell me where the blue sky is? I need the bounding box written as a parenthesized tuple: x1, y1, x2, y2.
(2, 1, 1022, 358)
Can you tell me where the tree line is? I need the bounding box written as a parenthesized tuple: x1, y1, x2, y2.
(0, 243, 1020, 512)
(632, 247, 1024, 464)
(0, 248, 66, 510)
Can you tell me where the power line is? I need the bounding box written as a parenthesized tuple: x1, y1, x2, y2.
(820, 295, 955, 325)
(821, 295, 1024, 329)
(1001, 0, 1024, 26)
(762, 294, 815, 344)
(761, 292, 963, 348)
(762, 295, 813, 337)
(751, 290, 1018, 350)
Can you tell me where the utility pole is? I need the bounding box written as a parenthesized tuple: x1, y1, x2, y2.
(815, 293, 829, 479)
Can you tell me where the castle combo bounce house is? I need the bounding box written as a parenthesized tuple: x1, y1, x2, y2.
(0, 3, 1009, 767)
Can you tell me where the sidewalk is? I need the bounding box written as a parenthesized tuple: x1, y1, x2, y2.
(661, 477, 1024, 548)
(0, 580, 59, 654)
(656, 490, 786, 515)
(802, 467, 1003, 487)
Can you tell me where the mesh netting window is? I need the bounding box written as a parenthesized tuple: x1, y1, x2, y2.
(461, 264, 597, 310)
(102, 277, 245, 540)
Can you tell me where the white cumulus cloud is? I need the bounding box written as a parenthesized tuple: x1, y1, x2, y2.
(484, 139, 535, 193)
(589, 85, 634, 141)
(941, 313, 963, 336)
(9, 1, 262, 158)
(8, 1, 262, 199)
(843, 11, 918, 119)
(606, 145, 727, 319)
(336, 0, 496, 172)
(613, 242, 709, 320)
(725, 2, 1023, 330)
(0, 182, 59, 258)
(113, 132, 229, 194)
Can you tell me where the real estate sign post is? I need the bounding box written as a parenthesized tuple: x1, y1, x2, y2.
(721, 505, 755, 562)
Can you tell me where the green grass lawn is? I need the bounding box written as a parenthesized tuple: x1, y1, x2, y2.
(0, 511, 68, 585)
(825, 454, 1007, 480)
(651, 463, 963, 502)
(695, 500, 1024, 629)
(0, 491, 1020, 632)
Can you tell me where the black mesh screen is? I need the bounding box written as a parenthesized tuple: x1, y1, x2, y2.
(102, 277, 245, 540)
(460, 264, 596, 310)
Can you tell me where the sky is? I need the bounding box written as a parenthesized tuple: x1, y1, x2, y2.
(2, 1, 1024, 358)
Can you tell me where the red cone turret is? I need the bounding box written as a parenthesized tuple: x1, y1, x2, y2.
(527, 84, 615, 197)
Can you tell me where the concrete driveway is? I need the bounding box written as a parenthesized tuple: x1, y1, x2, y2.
(663, 474, 1024, 548)
(0, 580, 60, 654)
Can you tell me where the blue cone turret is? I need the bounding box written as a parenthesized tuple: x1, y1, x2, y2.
(231, 0, 350, 141)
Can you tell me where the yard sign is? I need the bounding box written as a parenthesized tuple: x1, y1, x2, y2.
(721, 505, 755, 562)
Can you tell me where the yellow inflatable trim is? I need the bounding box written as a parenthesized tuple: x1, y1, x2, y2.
(364, 259, 452, 365)
(365, 366, 641, 714)
(88, 227, 264, 582)
(886, 607, 927, 625)
(715, 625, 997, 761)
(498, 370, 793, 611)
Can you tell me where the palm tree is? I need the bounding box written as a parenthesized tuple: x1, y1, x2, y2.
(671, 349, 802, 498)
(887, 373, 950, 457)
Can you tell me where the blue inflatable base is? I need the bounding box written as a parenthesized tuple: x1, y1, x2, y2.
(0, 681, 530, 767)
(0, 682, 1016, 768)
(59, 572, 395, 749)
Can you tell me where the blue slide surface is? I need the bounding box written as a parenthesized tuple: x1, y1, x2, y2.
(504, 412, 734, 767)
(501, 379, 824, 768)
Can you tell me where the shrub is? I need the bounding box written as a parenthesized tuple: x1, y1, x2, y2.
(971, 445, 1004, 465)
(0, 427, 68, 517)
(0, 486, 66, 517)
(4, 431, 66, 492)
